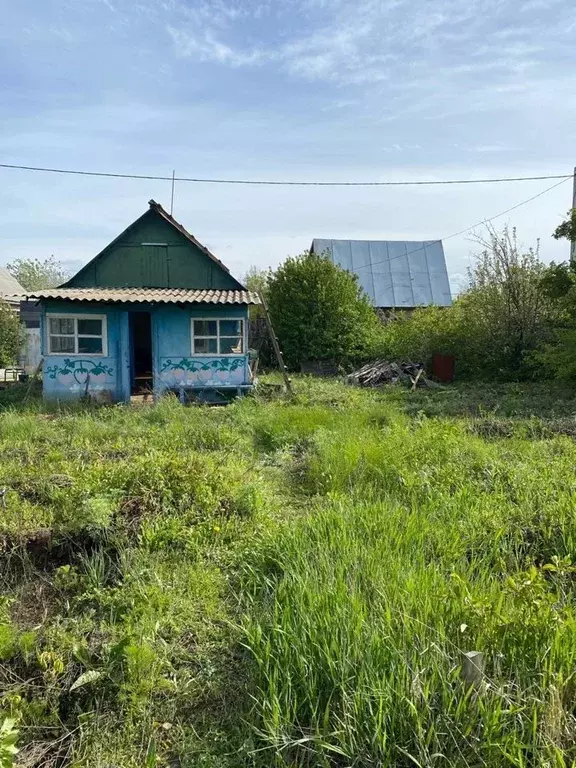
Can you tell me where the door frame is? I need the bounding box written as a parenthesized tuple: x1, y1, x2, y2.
(128, 310, 154, 396)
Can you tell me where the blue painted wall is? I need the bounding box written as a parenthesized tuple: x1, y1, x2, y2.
(41, 302, 124, 402)
(154, 305, 249, 395)
(41, 301, 251, 402)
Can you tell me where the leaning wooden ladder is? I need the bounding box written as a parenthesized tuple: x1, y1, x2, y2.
(258, 291, 293, 396)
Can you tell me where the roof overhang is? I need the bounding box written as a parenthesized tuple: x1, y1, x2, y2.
(27, 288, 261, 305)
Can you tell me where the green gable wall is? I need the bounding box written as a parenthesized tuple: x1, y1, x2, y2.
(67, 209, 243, 290)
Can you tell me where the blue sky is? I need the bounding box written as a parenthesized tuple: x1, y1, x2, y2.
(1, 0, 576, 290)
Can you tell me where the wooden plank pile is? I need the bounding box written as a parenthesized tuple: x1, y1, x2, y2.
(347, 360, 436, 389)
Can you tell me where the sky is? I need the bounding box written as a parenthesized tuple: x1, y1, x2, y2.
(1, 0, 576, 292)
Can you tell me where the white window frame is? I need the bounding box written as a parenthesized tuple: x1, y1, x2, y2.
(46, 314, 108, 357)
(191, 317, 246, 356)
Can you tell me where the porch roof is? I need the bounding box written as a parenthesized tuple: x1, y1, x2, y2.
(27, 287, 260, 305)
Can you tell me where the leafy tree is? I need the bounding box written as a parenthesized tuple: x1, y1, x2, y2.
(6, 255, 70, 291)
(552, 208, 576, 244)
(243, 265, 271, 300)
(0, 300, 23, 367)
(267, 251, 381, 368)
(243, 265, 272, 323)
(535, 254, 576, 379)
(463, 225, 555, 374)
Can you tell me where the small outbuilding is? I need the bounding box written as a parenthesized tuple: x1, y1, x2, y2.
(29, 200, 260, 402)
(311, 238, 452, 309)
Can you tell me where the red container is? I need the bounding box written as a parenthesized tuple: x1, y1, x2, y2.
(432, 353, 455, 382)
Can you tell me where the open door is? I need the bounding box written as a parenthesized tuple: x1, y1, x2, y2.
(129, 312, 153, 395)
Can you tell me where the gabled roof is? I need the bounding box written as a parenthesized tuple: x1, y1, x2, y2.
(63, 200, 244, 290)
(147, 200, 231, 274)
(28, 288, 260, 305)
(311, 238, 452, 308)
(0, 266, 25, 298)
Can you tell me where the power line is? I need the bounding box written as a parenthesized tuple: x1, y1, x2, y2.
(0, 161, 572, 187)
(442, 175, 571, 242)
(0, 160, 568, 278)
(351, 175, 571, 272)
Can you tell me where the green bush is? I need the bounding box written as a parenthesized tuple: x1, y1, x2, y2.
(0, 300, 22, 368)
(534, 261, 576, 379)
(267, 251, 382, 368)
(531, 329, 576, 380)
(378, 226, 557, 379)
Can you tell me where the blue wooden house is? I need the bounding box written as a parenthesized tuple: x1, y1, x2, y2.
(29, 200, 259, 403)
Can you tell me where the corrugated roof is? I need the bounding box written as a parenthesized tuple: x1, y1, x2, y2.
(0, 266, 25, 298)
(311, 239, 452, 308)
(27, 288, 260, 305)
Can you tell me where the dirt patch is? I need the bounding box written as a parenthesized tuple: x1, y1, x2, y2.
(10, 577, 60, 630)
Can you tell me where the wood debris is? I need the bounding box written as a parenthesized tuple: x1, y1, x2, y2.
(346, 360, 439, 389)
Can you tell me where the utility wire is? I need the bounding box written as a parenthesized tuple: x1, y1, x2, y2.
(0, 161, 568, 279)
(352, 175, 571, 272)
(0, 161, 572, 187)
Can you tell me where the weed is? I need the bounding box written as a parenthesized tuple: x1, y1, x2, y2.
(2, 377, 576, 766)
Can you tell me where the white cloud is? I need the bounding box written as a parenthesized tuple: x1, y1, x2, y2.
(162, 0, 576, 108)
(2, 0, 576, 289)
(167, 26, 266, 66)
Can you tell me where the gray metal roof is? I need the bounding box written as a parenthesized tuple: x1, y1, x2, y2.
(311, 239, 452, 308)
(0, 266, 25, 299)
(28, 288, 260, 305)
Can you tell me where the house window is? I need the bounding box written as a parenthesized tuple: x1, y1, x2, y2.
(47, 315, 107, 356)
(192, 319, 244, 355)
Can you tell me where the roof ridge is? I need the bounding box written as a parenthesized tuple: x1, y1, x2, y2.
(148, 199, 233, 276)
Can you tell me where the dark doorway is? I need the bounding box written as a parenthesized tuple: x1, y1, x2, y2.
(129, 312, 153, 394)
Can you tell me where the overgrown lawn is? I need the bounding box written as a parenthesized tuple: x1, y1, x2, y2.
(1, 378, 576, 766)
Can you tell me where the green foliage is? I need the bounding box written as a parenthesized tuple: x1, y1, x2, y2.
(378, 303, 465, 361)
(243, 266, 270, 327)
(378, 226, 556, 379)
(241, 380, 576, 766)
(5, 255, 70, 291)
(532, 329, 576, 380)
(534, 262, 576, 379)
(0, 301, 22, 368)
(552, 208, 576, 243)
(540, 261, 576, 301)
(0, 718, 19, 768)
(267, 251, 381, 368)
(2, 378, 576, 766)
(243, 265, 270, 301)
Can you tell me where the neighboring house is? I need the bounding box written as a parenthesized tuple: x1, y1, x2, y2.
(0, 266, 25, 308)
(0, 267, 42, 373)
(28, 200, 260, 402)
(311, 239, 452, 309)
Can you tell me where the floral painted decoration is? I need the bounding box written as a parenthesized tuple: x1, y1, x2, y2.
(160, 357, 244, 374)
(45, 359, 114, 386)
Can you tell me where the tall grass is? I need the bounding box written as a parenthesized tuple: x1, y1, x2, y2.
(3, 379, 576, 766)
(242, 399, 576, 766)
(0, 395, 278, 767)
